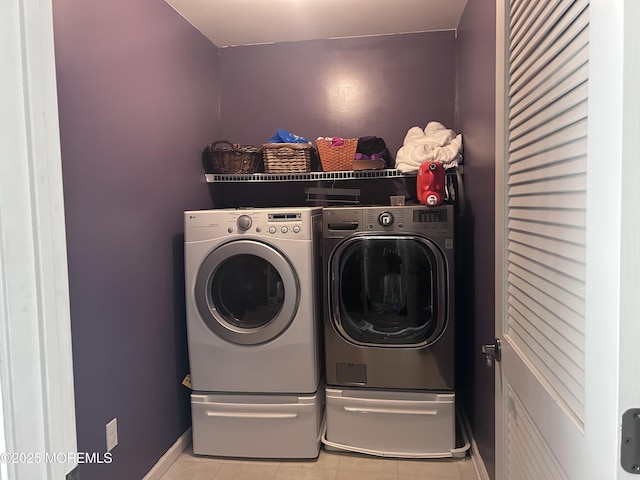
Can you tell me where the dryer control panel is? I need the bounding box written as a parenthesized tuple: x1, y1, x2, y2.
(184, 207, 321, 242)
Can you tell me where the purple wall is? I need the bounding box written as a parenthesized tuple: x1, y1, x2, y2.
(457, 0, 497, 478)
(211, 32, 457, 209)
(219, 32, 457, 157)
(53, 0, 219, 478)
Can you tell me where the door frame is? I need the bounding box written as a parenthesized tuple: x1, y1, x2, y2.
(493, 2, 508, 477)
(0, 0, 77, 478)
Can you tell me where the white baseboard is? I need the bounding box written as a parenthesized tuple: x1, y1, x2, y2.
(458, 409, 491, 480)
(142, 427, 192, 480)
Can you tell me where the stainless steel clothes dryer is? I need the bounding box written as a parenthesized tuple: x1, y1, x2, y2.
(185, 207, 323, 394)
(322, 204, 455, 391)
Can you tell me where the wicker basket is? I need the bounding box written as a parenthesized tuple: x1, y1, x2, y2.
(262, 143, 312, 173)
(316, 138, 358, 171)
(203, 140, 263, 174)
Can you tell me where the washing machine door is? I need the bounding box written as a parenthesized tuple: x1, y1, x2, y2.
(195, 239, 299, 345)
(329, 235, 447, 347)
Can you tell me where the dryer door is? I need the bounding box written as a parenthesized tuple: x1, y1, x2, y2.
(330, 235, 447, 347)
(195, 239, 299, 345)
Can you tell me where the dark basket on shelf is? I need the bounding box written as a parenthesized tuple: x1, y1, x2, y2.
(262, 143, 313, 173)
(203, 140, 263, 174)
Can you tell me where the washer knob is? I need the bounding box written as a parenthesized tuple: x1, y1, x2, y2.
(237, 215, 252, 231)
(378, 212, 394, 227)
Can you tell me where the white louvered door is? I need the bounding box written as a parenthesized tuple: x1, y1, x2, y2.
(495, 0, 640, 479)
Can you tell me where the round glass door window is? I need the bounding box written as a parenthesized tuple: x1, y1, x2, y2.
(211, 254, 283, 329)
(195, 240, 299, 345)
(330, 235, 447, 347)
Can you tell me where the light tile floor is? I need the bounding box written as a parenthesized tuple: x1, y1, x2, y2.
(160, 445, 479, 480)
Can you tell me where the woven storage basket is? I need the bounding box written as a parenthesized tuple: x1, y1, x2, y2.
(204, 140, 262, 174)
(262, 143, 312, 173)
(316, 138, 358, 171)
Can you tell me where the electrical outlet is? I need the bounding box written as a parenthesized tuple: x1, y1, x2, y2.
(106, 418, 118, 452)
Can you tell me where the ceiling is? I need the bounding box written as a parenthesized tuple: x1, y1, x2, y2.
(165, 0, 468, 48)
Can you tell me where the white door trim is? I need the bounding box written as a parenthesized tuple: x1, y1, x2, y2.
(493, 1, 508, 478)
(587, 0, 640, 474)
(0, 0, 77, 478)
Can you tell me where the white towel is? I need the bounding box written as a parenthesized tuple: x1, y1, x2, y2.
(395, 122, 463, 172)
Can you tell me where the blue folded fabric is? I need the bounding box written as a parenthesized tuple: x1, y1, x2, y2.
(268, 128, 310, 144)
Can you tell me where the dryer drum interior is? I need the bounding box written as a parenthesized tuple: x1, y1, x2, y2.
(209, 253, 285, 329)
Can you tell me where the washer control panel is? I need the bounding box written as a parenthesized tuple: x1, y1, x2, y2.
(323, 205, 453, 239)
(378, 212, 394, 227)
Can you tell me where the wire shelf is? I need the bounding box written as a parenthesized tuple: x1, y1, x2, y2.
(205, 169, 416, 183)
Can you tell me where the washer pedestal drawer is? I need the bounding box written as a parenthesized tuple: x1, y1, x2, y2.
(324, 387, 455, 457)
(191, 388, 324, 459)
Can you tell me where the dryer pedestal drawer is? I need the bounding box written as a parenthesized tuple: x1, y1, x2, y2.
(324, 387, 455, 457)
(191, 389, 324, 459)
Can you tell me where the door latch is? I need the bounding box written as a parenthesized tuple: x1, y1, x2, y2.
(481, 338, 501, 367)
(622, 408, 640, 474)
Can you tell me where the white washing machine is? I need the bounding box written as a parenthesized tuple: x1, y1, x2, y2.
(184, 207, 324, 458)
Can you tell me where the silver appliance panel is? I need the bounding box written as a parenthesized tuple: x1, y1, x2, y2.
(322, 205, 455, 391)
